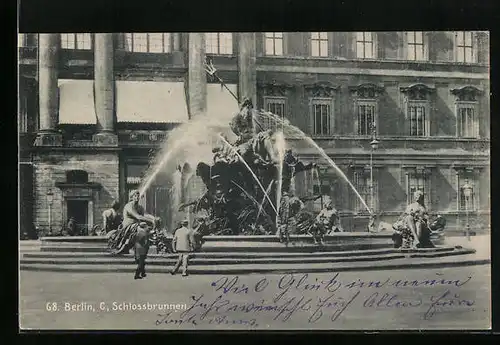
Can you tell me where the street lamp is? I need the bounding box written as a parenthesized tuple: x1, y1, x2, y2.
(46, 189, 54, 236)
(462, 180, 473, 241)
(369, 123, 379, 215)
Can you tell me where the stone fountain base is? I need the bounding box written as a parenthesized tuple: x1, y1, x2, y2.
(18, 233, 486, 274)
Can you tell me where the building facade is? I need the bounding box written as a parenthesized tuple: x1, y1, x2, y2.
(18, 32, 490, 237)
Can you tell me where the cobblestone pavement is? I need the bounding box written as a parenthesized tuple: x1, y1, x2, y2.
(19, 264, 491, 330)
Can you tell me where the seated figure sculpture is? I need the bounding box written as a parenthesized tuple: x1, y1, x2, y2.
(108, 190, 158, 255)
(392, 190, 434, 249)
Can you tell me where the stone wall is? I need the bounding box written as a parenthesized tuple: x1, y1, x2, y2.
(33, 151, 119, 233)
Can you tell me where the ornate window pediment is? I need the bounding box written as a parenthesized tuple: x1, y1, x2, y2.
(450, 86, 483, 102)
(304, 81, 339, 98)
(349, 83, 384, 99)
(400, 83, 435, 100)
(258, 81, 294, 97)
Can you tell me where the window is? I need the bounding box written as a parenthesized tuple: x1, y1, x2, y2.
(311, 32, 328, 57)
(357, 101, 377, 136)
(457, 103, 478, 138)
(407, 31, 426, 61)
(18, 33, 26, 47)
(456, 31, 475, 63)
(407, 102, 428, 137)
(205, 33, 233, 55)
(352, 170, 371, 213)
(405, 170, 431, 208)
(124, 33, 171, 53)
(356, 32, 375, 59)
(263, 97, 286, 132)
(457, 172, 477, 211)
(311, 99, 333, 136)
(265, 32, 283, 56)
(60, 33, 92, 50)
(408, 172, 426, 203)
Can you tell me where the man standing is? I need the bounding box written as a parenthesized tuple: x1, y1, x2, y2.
(133, 223, 150, 280)
(171, 219, 195, 277)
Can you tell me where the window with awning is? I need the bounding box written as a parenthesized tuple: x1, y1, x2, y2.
(206, 83, 239, 123)
(116, 81, 189, 123)
(58, 79, 97, 125)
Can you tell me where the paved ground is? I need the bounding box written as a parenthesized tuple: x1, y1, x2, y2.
(19, 264, 491, 330)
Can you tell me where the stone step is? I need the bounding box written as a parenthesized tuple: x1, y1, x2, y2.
(39, 242, 393, 253)
(22, 246, 456, 259)
(19, 247, 475, 267)
(19, 253, 489, 275)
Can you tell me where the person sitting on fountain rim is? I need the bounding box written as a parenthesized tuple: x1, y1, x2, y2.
(102, 201, 122, 235)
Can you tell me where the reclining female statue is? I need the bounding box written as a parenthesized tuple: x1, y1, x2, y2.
(108, 190, 158, 255)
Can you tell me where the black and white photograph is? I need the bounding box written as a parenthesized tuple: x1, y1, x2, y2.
(18, 31, 491, 330)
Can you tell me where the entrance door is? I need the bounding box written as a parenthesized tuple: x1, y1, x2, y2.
(67, 200, 88, 235)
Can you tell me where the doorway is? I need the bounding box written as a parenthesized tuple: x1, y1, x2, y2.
(67, 199, 89, 235)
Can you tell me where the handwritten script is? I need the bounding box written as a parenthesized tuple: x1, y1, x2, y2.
(155, 272, 476, 328)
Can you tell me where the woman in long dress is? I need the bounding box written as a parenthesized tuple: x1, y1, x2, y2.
(108, 190, 156, 255)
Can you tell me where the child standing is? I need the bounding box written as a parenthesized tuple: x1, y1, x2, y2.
(171, 219, 194, 277)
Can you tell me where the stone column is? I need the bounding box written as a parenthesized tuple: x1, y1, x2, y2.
(93, 33, 118, 146)
(187, 33, 207, 118)
(238, 33, 257, 105)
(173, 33, 181, 51)
(35, 34, 62, 146)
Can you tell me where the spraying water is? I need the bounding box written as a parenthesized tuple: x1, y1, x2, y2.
(218, 134, 278, 215)
(259, 111, 372, 214)
(274, 131, 286, 223)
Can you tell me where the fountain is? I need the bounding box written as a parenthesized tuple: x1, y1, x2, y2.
(27, 64, 480, 273)
(132, 93, 370, 241)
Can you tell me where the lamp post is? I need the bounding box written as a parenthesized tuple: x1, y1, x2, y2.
(46, 189, 54, 236)
(369, 123, 379, 215)
(462, 180, 472, 241)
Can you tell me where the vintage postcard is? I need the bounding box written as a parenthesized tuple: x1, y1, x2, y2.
(18, 31, 491, 330)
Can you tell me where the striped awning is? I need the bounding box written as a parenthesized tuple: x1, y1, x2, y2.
(116, 81, 189, 123)
(58, 79, 97, 125)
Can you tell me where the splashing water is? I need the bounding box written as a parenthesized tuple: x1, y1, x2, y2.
(218, 134, 278, 215)
(138, 115, 237, 196)
(274, 131, 286, 223)
(259, 111, 372, 214)
(256, 180, 275, 222)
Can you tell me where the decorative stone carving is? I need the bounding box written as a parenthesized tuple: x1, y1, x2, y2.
(304, 81, 339, 98)
(258, 80, 294, 97)
(400, 83, 435, 100)
(450, 86, 483, 102)
(348, 83, 385, 98)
